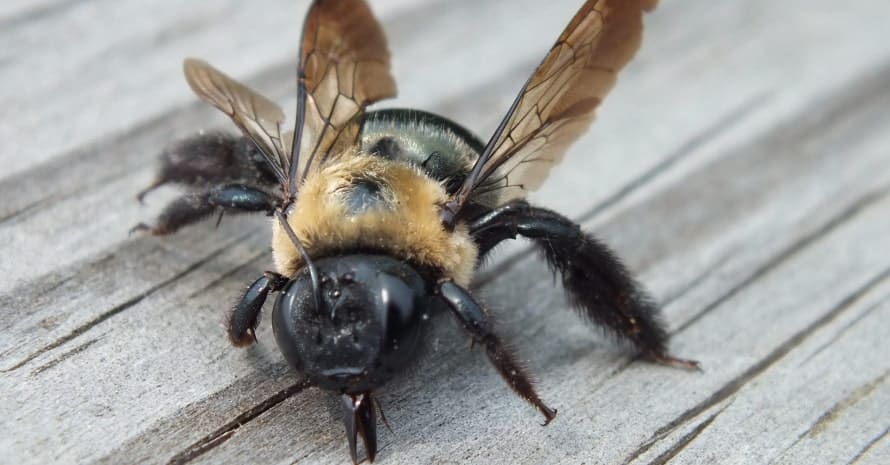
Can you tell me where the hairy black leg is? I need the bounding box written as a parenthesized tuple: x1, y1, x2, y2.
(341, 392, 378, 464)
(437, 280, 557, 424)
(470, 201, 536, 257)
(131, 192, 215, 235)
(228, 272, 288, 347)
(138, 132, 277, 201)
(470, 201, 699, 370)
(132, 184, 277, 235)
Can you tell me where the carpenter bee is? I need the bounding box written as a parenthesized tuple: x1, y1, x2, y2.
(134, 0, 697, 462)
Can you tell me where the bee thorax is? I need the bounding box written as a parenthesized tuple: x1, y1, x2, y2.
(271, 155, 478, 286)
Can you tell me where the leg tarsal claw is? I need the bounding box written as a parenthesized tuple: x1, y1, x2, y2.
(649, 352, 703, 372)
(128, 223, 152, 236)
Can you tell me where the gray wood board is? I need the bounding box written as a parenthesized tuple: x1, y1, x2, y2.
(2, 1, 889, 464)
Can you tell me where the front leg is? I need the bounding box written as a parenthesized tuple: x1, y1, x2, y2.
(470, 201, 699, 370)
(228, 271, 289, 347)
(436, 279, 557, 424)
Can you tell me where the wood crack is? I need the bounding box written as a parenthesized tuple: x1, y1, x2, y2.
(186, 250, 271, 299)
(576, 92, 769, 225)
(0, 106, 191, 221)
(0, 163, 141, 225)
(659, 250, 734, 309)
(847, 426, 890, 465)
(674, 189, 888, 335)
(768, 368, 890, 464)
(621, 267, 890, 464)
(0, 195, 54, 225)
(602, 188, 886, 385)
(165, 379, 312, 465)
(805, 369, 890, 438)
(644, 401, 732, 465)
(29, 336, 104, 376)
(1, 230, 256, 373)
(799, 299, 887, 367)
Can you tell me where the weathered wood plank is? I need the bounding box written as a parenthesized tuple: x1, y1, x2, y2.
(770, 299, 890, 465)
(34, 58, 887, 461)
(2, 0, 890, 464)
(3, 0, 887, 366)
(159, 59, 890, 465)
(628, 264, 890, 465)
(848, 429, 890, 465)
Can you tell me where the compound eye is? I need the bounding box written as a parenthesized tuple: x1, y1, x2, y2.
(377, 272, 418, 342)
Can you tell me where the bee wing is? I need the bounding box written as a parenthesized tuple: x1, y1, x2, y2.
(183, 58, 290, 185)
(448, 0, 658, 215)
(288, 0, 397, 194)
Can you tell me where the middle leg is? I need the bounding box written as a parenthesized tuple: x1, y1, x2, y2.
(132, 183, 278, 236)
(437, 279, 557, 424)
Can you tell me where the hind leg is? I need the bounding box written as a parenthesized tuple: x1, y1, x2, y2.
(470, 201, 699, 370)
(137, 132, 277, 202)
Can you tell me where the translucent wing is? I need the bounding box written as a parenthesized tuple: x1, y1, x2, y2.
(183, 0, 395, 199)
(183, 58, 290, 185)
(446, 0, 658, 219)
(288, 0, 397, 193)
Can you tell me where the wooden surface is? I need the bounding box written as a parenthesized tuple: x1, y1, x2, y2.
(2, 1, 889, 464)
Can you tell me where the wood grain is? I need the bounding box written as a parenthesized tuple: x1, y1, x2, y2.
(2, 0, 889, 464)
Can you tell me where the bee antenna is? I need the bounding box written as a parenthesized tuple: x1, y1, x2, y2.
(273, 209, 323, 312)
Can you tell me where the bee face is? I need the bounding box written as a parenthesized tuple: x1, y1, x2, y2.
(272, 255, 430, 393)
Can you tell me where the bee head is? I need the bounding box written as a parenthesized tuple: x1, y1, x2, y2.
(272, 255, 430, 393)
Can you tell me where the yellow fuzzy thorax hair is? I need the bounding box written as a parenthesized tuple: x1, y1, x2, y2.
(271, 152, 478, 287)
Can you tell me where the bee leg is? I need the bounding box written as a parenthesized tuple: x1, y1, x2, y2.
(341, 392, 378, 464)
(132, 184, 277, 236)
(436, 280, 558, 425)
(130, 192, 215, 236)
(228, 271, 288, 347)
(469, 201, 699, 371)
(468, 200, 535, 257)
(138, 132, 276, 202)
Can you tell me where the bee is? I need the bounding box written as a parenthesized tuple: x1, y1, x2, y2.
(134, 0, 697, 462)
